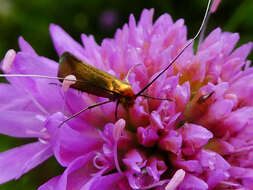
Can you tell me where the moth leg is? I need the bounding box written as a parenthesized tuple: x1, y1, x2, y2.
(59, 99, 112, 128)
(115, 100, 120, 121)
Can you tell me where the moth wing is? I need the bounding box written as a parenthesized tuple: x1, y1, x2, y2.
(58, 52, 117, 99)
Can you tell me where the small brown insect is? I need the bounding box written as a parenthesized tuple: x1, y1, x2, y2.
(197, 91, 215, 104)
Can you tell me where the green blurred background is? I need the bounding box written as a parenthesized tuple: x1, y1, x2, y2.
(0, 0, 252, 189)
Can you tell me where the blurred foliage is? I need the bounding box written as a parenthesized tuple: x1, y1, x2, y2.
(0, 0, 252, 189)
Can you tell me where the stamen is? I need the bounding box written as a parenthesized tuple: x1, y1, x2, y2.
(113, 119, 126, 173)
(93, 153, 108, 169)
(2, 49, 16, 73)
(62, 75, 77, 91)
(113, 119, 126, 141)
(165, 169, 186, 190)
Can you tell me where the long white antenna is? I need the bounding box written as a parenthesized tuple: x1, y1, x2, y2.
(0, 74, 77, 82)
(136, 0, 213, 97)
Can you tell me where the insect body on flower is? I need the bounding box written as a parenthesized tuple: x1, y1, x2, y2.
(58, 51, 136, 108)
(0, 0, 213, 127)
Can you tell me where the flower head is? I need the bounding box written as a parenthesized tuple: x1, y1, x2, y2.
(0, 8, 252, 190)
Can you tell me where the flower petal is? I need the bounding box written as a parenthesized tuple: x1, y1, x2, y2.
(18, 36, 37, 55)
(54, 152, 99, 190)
(45, 112, 103, 166)
(178, 174, 208, 190)
(0, 142, 52, 184)
(38, 175, 61, 190)
(0, 83, 38, 112)
(89, 173, 125, 190)
(49, 24, 86, 60)
(0, 110, 45, 138)
(7, 52, 64, 113)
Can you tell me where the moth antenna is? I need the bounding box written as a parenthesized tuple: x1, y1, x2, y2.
(135, 0, 213, 97)
(124, 64, 142, 83)
(58, 100, 112, 128)
(0, 74, 77, 82)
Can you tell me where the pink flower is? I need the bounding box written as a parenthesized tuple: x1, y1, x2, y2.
(0, 8, 252, 189)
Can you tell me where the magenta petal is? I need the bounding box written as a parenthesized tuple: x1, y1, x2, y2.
(0, 142, 52, 184)
(89, 173, 125, 190)
(38, 176, 61, 190)
(10, 52, 58, 77)
(137, 126, 159, 147)
(150, 111, 164, 129)
(206, 169, 229, 188)
(175, 160, 203, 174)
(0, 110, 45, 138)
(55, 152, 99, 190)
(181, 123, 213, 148)
(158, 130, 182, 154)
(49, 24, 86, 60)
(198, 28, 221, 51)
(230, 42, 252, 60)
(8, 53, 64, 113)
(0, 83, 39, 112)
(81, 34, 106, 70)
(229, 167, 253, 179)
(123, 149, 145, 173)
(45, 112, 103, 166)
(222, 107, 253, 134)
(18, 36, 37, 55)
(178, 174, 208, 190)
(197, 149, 230, 171)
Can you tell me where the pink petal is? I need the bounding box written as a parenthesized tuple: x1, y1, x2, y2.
(198, 28, 221, 51)
(10, 52, 58, 77)
(222, 107, 253, 134)
(89, 173, 125, 190)
(229, 167, 253, 179)
(7, 52, 64, 113)
(178, 174, 208, 190)
(81, 34, 106, 69)
(0, 142, 52, 184)
(49, 24, 86, 60)
(158, 130, 182, 154)
(181, 123, 213, 149)
(38, 176, 61, 190)
(45, 112, 103, 166)
(0, 83, 39, 112)
(175, 160, 203, 174)
(206, 169, 229, 188)
(18, 36, 37, 55)
(197, 149, 230, 171)
(138, 126, 159, 147)
(55, 152, 99, 190)
(0, 110, 45, 138)
(230, 42, 252, 61)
